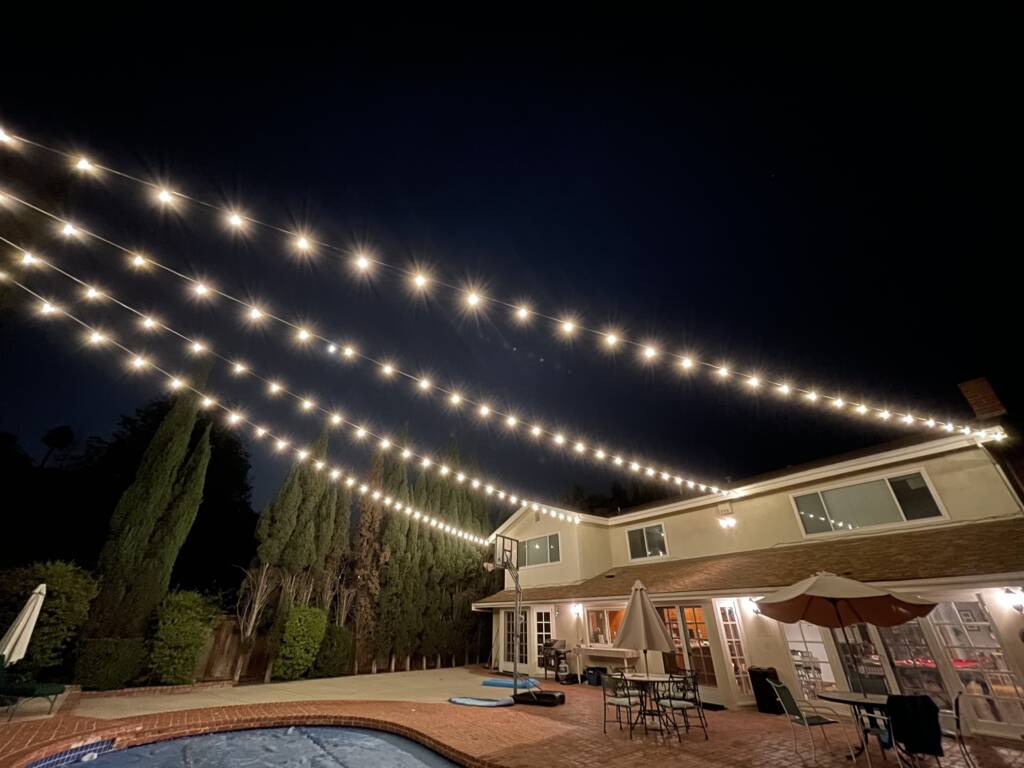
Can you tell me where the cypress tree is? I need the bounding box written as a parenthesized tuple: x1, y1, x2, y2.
(373, 450, 411, 669)
(352, 452, 389, 671)
(87, 384, 211, 638)
(278, 429, 331, 582)
(319, 482, 352, 617)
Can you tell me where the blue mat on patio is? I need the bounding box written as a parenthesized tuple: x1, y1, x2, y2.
(482, 678, 539, 688)
(449, 696, 515, 707)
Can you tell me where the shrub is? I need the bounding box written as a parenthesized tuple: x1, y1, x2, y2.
(273, 606, 327, 680)
(149, 591, 220, 685)
(74, 637, 147, 690)
(0, 561, 98, 673)
(310, 623, 355, 678)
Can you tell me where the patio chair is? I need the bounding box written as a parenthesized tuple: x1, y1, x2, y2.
(602, 671, 640, 738)
(0, 655, 65, 721)
(939, 692, 974, 768)
(767, 679, 856, 765)
(656, 671, 709, 741)
(888, 694, 945, 766)
(856, 708, 902, 768)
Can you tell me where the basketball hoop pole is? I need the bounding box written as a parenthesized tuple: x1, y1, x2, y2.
(490, 535, 522, 699)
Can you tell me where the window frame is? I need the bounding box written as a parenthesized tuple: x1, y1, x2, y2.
(788, 466, 948, 539)
(584, 605, 628, 647)
(625, 522, 670, 561)
(516, 532, 562, 569)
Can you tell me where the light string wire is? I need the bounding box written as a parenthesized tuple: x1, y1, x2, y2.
(0, 127, 979, 437)
(0, 270, 497, 546)
(0, 233, 577, 519)
(0, 190, 732, 495)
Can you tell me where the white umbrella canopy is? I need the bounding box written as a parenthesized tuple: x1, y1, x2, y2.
(613, 580, 675, 673)
(1, 584, 46, 667)
(755, 572, 935, 627)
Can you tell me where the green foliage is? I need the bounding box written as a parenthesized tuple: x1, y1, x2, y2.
(352, 452, 390, 670)
(89, 374, 213, 639)
(374, 447, 412, 663)
(74, 637, 147, 690)
(149, 591, 219, 685)
(310, 623, 355, 678)
(0, 561, 97, 672)
(273, 606, 328, 680)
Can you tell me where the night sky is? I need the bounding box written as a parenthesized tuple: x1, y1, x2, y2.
(0, 28, 1017, 512)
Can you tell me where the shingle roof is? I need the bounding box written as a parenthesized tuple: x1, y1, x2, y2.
(475, 518, 1024, 605)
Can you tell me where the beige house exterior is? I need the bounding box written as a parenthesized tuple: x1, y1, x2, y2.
(473, 431, 1024, 738)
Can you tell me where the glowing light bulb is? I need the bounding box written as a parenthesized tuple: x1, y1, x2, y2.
(806, 391, 819, 402)
(833, 398, 844, 408)
(301, 399, 314, 411)
(227, 212, 244, 228)
(421, 457, 432, 468)
(193, 282, 209, 296)
(355, 254, 370, 270)
(39, 301, 57, 315)
(879, 410, 891, 420)
(449, 392, 462, 405)
(227, 412, 242, 425)
(190, 341, 205, 354)
(747, 376, 760, 387)
(330, 413, 342, 425)
(74, 157, 93, 172)
(61, 223, 77, 237)
(247, 306, 263, 321)
(478, 404, 490, 417)
(574, 441, 586, 453)
(254, 426, 266, 438)
(327, 344, 337, 354)
(717, 367, 729, 378)
(232, 362, 247, 374)
(0, 128, 12, 143)
(157, 189, 174, 204)
(275, 439, 289, 451)
(613, 457, 624, 466)
(643, 346, 658, 359)
(131, 356, 147, 369)
(595, 449, 606, 460)
(561, 320, 575, 335)
(131, 254, 147, 268)
(342, 345, 355, 358)
(605, 334, 618, 347)
(926, 418, 936, 428)
(88, 331, 105, 344)
(418, 378, 431, 390)
(380, 438, 391, 449)
(466, 292, 481, 307)
(169, 378, 183, 390)
(505, 415, 517, 428)
(902, 414, 914, 424)
(296, 327, 311, 342)
(516, 305, 530, 320)
(531, 425, 542, 437)
(295, 236, 311, 251)
(200, 397, 215, 409)
(402, 449, 412, 459)
(142, 316, 156, 330)
(381, 364, 394, 376)
(413, 273, 428, 288)
(554, 433, 566, 445)
(856, 404, 868, 415)
(21, 252, 36, 265)
(268, 382, 282, 395)
(354, 427, 366, 439)
(778, 384, 790, 394)
(680, 357, 694, 369)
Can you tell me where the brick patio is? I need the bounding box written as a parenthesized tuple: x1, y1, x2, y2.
(2, 673, 1021, 767)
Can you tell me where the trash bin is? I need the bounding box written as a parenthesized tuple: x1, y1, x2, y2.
(584, 666, 607, 686)
(748, 666, 784, 714)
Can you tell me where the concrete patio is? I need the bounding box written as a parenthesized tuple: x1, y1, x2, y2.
(2, 667, 1021, 767)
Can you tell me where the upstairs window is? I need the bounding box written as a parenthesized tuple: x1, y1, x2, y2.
(627, 523, 668, 559)
(794, 471, 942, 536)
(517, 533, 560, 567)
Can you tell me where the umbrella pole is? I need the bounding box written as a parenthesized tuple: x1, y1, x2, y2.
(834, 601, 863, 694)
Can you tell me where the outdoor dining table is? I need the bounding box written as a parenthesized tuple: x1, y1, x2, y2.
(816, 690, 890, 758)
(622, 672, 673, 734)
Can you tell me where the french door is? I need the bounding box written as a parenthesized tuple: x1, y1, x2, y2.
(500, 609, 528, 673)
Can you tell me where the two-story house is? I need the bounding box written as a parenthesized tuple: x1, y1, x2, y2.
(473, 430, 1024, 739)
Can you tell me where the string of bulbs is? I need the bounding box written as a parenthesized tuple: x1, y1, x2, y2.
(0, 234, 576, 519)
(0, 190, 732, 496)
(0, 126, 978, 438)
(0, 270, 505, 547)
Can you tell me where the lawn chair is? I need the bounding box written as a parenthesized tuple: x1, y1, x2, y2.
(768, 679, 856, 765)
(856, 708, 902, 767)
(0, 655, 65, 721)
(656, 671, 709, 741)
(602, 671, 640, 738)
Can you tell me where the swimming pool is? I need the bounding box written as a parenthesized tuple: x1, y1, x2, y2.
(84, 726, 458, 767)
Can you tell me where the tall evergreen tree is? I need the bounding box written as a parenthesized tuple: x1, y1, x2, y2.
(319, 483, 352, 619)
(352, 452, 391, 671)
(373, 451, 412, 669)
(87, 382, 211, 639)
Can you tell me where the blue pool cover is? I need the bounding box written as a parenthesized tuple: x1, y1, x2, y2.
(85, 726, 457, 767)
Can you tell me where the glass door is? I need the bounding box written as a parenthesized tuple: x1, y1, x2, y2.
(930, 599, 1024, 729)
(658, 606, 688, 673)
(501, 609, 528, 672)
(784, 621, 839, 699)
(718, 600, 752, 695)
(877, 620, 951, 707)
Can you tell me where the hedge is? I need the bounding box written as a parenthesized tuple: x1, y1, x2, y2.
(310, 623, 355, 678)
(74, 637, 148, 690)
(149, 591, 220, 685)
(273, 606, 327, 680)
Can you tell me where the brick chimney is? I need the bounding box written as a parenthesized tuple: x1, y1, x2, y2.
(959, 377, 1007, 420)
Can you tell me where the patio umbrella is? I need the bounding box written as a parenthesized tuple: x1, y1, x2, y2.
(613, 580, 675, 674)
(755, 572, 935, 691)
(1, 584, 46, 667)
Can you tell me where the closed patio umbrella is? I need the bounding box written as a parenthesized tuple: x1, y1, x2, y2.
(1, 584, 46, 667)
(755, 572, 935, 691)
(614, 580, 675, 674)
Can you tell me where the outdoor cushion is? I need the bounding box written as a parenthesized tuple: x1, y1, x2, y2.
(794, 714, 837, 726)
(658, 698, 697, 710)
(606, 696, 640, 706)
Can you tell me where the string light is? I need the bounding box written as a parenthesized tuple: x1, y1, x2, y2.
(1, 198, 961, 493)
(2, 132, 974, 440)
(157, 189, 175, 205)
(5, 252, 575, 518)
(74, 157, 93, 172)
